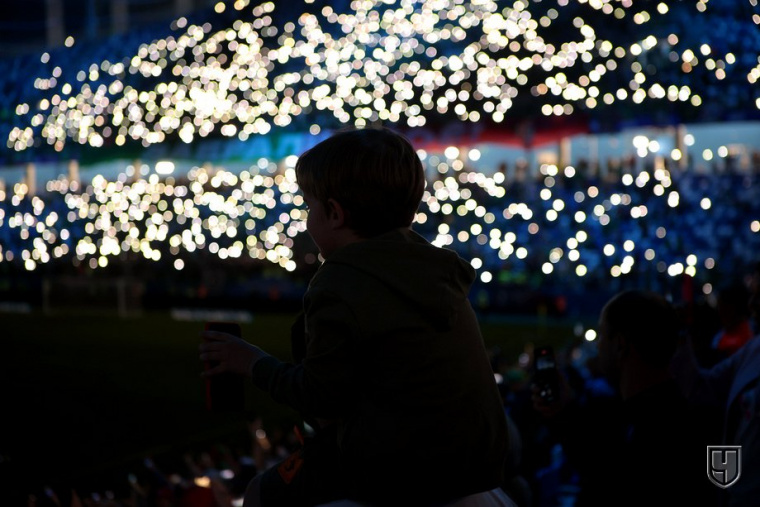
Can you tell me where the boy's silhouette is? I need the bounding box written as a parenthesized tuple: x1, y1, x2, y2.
(199, 127, 513, 506)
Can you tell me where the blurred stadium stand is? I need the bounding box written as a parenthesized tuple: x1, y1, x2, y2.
(1, 0, 760, 320)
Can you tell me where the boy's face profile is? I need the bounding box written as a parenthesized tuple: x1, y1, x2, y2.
(303, 191, 338, 259)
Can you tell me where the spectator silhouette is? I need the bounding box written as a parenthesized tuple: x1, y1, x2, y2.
(671, 262, 760, 506)
(533, 289, 717, 507)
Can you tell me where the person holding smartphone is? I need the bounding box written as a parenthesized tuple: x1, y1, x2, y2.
(199, 127, 514, 507)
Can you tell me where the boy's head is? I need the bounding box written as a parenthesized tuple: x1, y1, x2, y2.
(295, 127, 425, 239)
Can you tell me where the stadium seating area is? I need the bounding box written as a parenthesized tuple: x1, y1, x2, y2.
(3, 1, 760, 505)
(1, 150, 759, 318)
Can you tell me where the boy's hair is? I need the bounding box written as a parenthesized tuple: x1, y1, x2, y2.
(602, 290, 680, 368)
(295, 127, 425, 238)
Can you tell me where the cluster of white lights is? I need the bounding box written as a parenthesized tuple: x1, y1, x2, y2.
(6, 0, 760, 152)
(5, 146, 757, 307)
(0, 161, 306, 273)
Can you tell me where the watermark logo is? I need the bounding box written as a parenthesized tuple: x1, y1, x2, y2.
(707, 445, 741, 489)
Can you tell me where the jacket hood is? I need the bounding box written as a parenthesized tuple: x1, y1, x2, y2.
(321, 228, 476, 330)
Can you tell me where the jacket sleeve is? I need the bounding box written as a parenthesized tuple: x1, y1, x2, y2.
(251, 287, 361, 419)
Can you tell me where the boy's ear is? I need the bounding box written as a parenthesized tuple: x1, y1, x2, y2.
(326, 198, 348, 229)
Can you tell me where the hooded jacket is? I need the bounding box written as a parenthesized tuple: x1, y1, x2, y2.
(252, 228, 509, 503)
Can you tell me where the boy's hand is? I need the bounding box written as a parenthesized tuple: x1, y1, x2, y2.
(199, 331, 269, 378)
